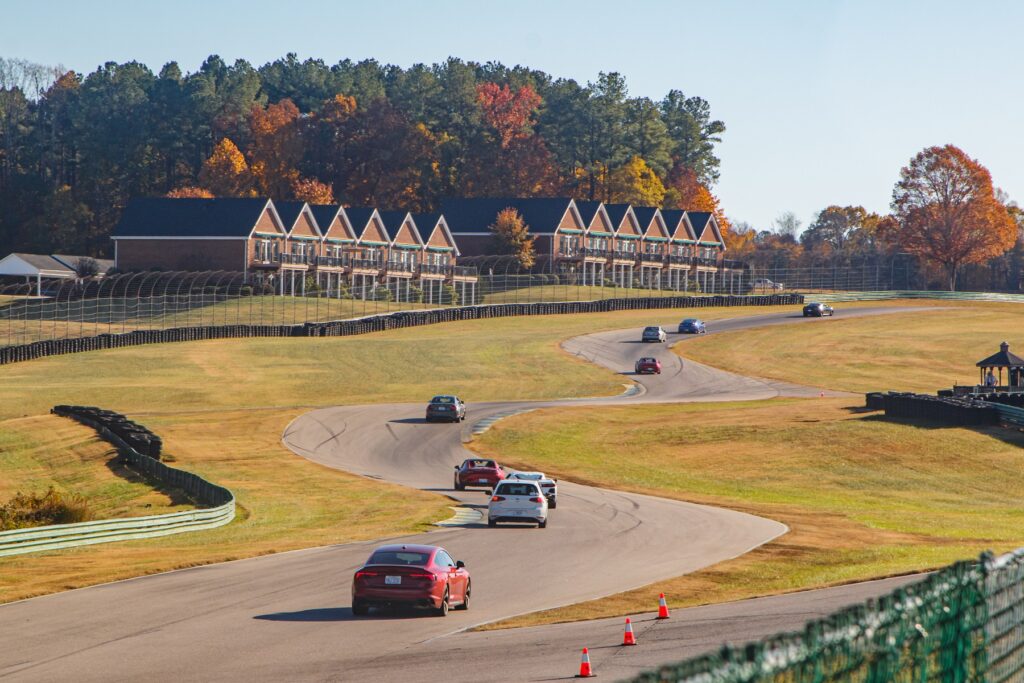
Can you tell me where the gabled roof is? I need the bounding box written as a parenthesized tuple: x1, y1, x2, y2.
(602, 203, 642, 234)
(660, 209, 696, 241)
(274, 201, 320, 236)
(377, 211, 424, 245)
(574, 200, 602, 227)
(439, 197, 581, 235)
(309, 204, 356, 241)
(112, 197, 281, 238)
(52, 254, 115, 274)
(977, 342, 1024, 368)
(632, 207, 668, 238)
(411, 212, 460, 256)
(687, 211, 712, 236)
(345, 207, 379, 234)
(0, 253, 75, 277)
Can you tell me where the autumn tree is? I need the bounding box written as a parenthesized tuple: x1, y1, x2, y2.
(891, 145, 1016, 290)
(800, 205, 874, 254)
(166, 186, 214, 198)
(198, 138, 253, 197)
(489, 207, 535, 269)
(247, 98, 302, 198)
(291, 177, 334, 204)
(476, 83, 541, 148)
(607, 156, 665, 206)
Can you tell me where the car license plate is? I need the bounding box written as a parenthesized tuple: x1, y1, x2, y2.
(385, 575, 401, 585)
(477, 479, 488, 483)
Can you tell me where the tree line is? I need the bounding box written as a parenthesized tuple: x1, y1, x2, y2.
(728, 146, 1022, 291)
(0, 54, 728, 257)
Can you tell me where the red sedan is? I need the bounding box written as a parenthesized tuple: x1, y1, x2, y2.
(635, 356, 662, 374)
(453, 458, 506, 490)
(351, 544, 470, 617)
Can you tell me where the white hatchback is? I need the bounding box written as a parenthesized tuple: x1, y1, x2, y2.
(488, 481, 548, 528)
(504, 471, 558, 509)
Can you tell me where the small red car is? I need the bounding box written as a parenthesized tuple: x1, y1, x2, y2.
(351, 544, 470, 617)
(635, 356, 662, 374)
(454, 458, 506, 491)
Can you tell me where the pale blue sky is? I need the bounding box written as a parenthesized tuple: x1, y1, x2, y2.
(4, 0, 1022, 230)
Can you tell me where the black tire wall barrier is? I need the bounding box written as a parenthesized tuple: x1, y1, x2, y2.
(51, 405, 231, 507)
(865, 392, 999, 427)
(0, 294, 804, 366)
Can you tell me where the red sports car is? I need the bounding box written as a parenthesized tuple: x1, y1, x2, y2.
(453, 458, 506, 490)
(635, 356, 662, 374)
(351, 544, 470, 617)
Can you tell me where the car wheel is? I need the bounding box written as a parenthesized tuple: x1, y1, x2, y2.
(487, 519, 496, 528)
(436, 589, 450, 617)
(454, 479, 464, 491)
(549, 499, 557, 509)
(456, 581, 470, 610)
(352, 599, 369, 616)
(538, 519, 547, 529)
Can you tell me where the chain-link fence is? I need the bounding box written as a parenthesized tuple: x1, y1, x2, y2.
(629, 548, 1024, 683)
(0, 266, 755, 348)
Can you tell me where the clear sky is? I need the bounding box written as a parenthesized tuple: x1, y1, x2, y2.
(4, 0, 1022, 231)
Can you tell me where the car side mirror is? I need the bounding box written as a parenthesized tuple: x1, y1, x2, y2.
(453, 465, 459, 470)
(456, 560, 465, 569)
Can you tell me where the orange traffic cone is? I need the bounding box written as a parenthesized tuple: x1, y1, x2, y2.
(622, 617, 637, 646)
(576, 647, 596, 678)
(657, 593, 670, 619)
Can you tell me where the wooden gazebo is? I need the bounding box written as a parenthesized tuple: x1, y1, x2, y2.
(976, 341, 1024, 390)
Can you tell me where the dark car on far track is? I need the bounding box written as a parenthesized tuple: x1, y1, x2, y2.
(453, 458, 506, 490)
(678, 318, 707, 334)
(426, 395, 466, 422)
(351, 544, 470, 617)
(802, 302, 835, 317)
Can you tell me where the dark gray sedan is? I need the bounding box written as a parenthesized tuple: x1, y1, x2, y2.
(426, 395, 466, 422)
(802, 302, 835, 317)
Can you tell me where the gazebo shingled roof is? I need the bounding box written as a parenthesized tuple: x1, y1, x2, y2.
(976, 342, 1024, 368)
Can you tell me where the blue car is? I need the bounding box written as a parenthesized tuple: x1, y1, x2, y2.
(678, 318, 706, 334)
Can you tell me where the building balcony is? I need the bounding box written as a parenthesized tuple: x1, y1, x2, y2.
(351, 257, 384, 271)
(638, 253, 665, 266)
(450, 265, 478, 280)
(315, 255, 351, 269)
(419, 263, 450, 277)
(384, 260, 417, 275)
(609, 250, 636, 263)
(721, 259, 746, 270)
(277, 253, 312, 267)
(582, 247, 612, 260)
(694, 256, 720, 269)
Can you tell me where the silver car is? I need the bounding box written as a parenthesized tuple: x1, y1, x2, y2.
(504, 471, 558, 509)
(488, 481, 548, 528)
(642, 326, 667, 343)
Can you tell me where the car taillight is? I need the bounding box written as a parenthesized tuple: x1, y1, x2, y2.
(491, 495, 505, 502)
(530, 496, 543, 503)
(354, 570, 379, 580)
(408, 571, 436, 581)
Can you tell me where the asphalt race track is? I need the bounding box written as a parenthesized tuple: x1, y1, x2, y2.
(0, 306, 933, 682)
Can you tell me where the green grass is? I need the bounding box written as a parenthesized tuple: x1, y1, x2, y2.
(481, 283, 704, 304)
(0, 415, 195, 519)
(472, 398, 1024, 628)
(682, 303, 1024, 393)
(0, 304, 796, 602)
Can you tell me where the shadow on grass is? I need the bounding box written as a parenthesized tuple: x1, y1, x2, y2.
(103, 451, 199, 508)
(857, 413, 1024, 449)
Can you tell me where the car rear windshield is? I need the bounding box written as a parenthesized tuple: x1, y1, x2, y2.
(682, 319, 697, 324)
(639, 357, 656, 363)
(367, 550, 430, 566)
(512, 473, 542, 480)
(644, 326, 659, 333)
(430, 396, 455, 404)
(466, 460, 495, 469)
(495, 483, 539, 496)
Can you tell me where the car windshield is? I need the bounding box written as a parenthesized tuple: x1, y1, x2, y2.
(465, 459, 495, 469)
(430, 396, 455, 404)
(495, 483, 539, 496)
(644, 326, 660, 333)
(367, 550, 430, 566)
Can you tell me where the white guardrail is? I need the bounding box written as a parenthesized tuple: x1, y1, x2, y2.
(0, 412, 235, 558)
